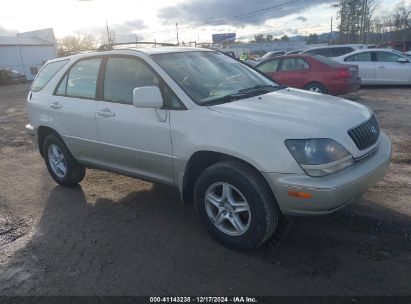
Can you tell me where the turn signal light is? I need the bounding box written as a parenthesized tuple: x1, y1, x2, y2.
(288, 191, 312, 199)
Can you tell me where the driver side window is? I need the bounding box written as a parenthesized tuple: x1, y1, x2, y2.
(103, 57, 159, 105)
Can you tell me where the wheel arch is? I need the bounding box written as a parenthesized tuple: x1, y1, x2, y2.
(37, 126, 63, 158)
(304, 81, 328, 93)
(181, 150, 273, 204)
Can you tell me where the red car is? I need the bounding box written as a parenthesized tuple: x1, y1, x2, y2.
(255, 54, 361, 95)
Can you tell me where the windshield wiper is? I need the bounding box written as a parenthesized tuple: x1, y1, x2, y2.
(201, 93, 250, 106)
(239, 84, 287, 94)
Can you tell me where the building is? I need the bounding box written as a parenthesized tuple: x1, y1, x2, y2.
(0, 28, 57, 80)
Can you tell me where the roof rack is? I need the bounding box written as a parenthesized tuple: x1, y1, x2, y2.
(98, 41, 178, 51)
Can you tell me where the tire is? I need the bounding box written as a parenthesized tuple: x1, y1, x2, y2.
(194, 160, 280, 250)
(42, 134, 86, 187)
(305, 82, 327, 94)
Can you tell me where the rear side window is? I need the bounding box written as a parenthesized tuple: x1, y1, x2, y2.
(345, 52, 372, 62)
(279, 58, 309, 71)
(314, 55, 344, 67)
(329, 47, 354, 57)
(56, 58, 101, 99)
(306, 48, 330, 57)
(31, 60, 69, 92)
(257, 59, 280, 73)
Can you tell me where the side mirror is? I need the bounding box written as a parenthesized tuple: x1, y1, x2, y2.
(133, 86, 163, 108)
(398, 57, 408, 63)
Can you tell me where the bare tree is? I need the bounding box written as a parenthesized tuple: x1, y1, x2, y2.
(58, 34, 97, 56)
(392, 1, 410, 31)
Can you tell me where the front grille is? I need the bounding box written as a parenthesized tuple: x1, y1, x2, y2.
(348, 114, 380, 150)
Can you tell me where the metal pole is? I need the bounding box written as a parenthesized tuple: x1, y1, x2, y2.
(176, 23, 180, 46)
(106, 21, 111, 45)
(330, 17, 333, 45)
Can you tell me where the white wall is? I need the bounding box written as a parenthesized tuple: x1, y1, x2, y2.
(0, 46, 22, 73)
(19, 46, 57, 80)
(0, 45, 57, 80)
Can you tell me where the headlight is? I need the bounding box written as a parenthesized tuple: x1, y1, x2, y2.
(285, 138, 353, 177)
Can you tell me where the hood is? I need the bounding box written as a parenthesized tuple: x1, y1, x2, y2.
(208, 88, 371, 139)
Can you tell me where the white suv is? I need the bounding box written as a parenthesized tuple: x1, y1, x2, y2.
(26, 47, 391, 250)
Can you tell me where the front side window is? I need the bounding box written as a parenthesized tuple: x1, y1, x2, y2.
(257, 59, 280, 73)
(279, 58, 309, 71)
(60, 58, 101, 99)
(31, 60, 69, 92)
(345, 52, 372, 62)
(375, 52, 402, 62)
(151, 51, 277, 105)
(103, 57, 159, 105)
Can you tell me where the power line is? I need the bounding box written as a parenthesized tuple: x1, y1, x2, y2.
(133, 0, 305, 37)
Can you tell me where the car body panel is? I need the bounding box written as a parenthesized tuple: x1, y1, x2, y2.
(334, 49, 411, 85)
(255, 55, 361, 95)
(26, 47, 391, 216)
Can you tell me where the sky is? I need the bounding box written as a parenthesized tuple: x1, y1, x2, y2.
(0, 0, 409, 44)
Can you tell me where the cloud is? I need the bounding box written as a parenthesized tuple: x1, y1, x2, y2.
(158, 0, 335, 26)
(76, 19, 147, 37)
(295, 16, 307, 22)
(111, 19, 147, 34)
(0, 26, 17, 36)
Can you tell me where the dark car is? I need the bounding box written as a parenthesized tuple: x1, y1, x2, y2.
(0, 68, 27, 85)
(255, 54, 361, 95)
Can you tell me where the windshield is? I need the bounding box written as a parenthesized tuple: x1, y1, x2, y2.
(151, 51, 277, 105)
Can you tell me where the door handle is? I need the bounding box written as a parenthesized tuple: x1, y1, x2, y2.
(97, 109, 115, 118)
(50, 102, 62, 110)
(377, 66, 385, 69)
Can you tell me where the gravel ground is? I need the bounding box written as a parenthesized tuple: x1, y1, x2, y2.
(0, 83, 410, 296)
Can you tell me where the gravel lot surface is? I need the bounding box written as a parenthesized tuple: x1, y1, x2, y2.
(0, 83, 410, 296)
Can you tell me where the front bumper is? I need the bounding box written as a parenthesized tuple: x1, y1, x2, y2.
(263, 132, 392, 216)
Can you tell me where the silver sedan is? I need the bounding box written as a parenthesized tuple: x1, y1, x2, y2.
(334, 49, 411, 85)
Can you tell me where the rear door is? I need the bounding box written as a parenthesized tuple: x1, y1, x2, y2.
(95, 56, 174, 184)
(344, 52, 376, 84)
(256, 59, 281, 80)
(275, 58, 310, 88)
(374, 51, 411, 84)
(50, 57, 103, 165)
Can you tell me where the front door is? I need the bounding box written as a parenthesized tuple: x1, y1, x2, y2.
(375, 51, 411, 84)
(96, 56, 174, 185)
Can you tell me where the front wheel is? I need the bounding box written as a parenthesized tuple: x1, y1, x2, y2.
(305, 82, 327, 94)
(43, 134, 86, 187)
(194, 161, 280, 250)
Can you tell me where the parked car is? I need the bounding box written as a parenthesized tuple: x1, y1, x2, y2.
(285, 49, 306, 55)
(0, 68, 27, 85)
(255, 54, 361, 95)
(301, 44, 369, 58)
(254, 51, 286, 63)
(26, 47, 391, 250)
(379, 41, 411, 54)
(334, 49, 411, 85)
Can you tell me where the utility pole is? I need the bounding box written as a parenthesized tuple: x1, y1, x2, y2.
(106, 20, 111, 45)
(330, 17, 333, 45)
(176, 23, 180, 46)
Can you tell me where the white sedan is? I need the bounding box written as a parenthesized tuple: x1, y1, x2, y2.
(334, 49, 411, 85)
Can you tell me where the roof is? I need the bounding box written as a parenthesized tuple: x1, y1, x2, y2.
(121, 46, 213, 55)
(0, 36, 54, 46)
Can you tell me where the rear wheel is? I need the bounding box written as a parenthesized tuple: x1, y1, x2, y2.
(43, 134, 85, 187)
(305, 82, 327, 94)
(194, 161, 280, 250)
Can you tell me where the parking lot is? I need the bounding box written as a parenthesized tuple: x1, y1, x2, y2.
(0, 83, 410, 295)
